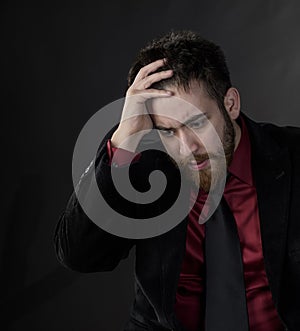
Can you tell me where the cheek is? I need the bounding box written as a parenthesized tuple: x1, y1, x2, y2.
(195, 125, 223, 152)
(160, 138, 179, 157)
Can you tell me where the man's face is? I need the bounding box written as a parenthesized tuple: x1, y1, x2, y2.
(148, 81, 237, 192)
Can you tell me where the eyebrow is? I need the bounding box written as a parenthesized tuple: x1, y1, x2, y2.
(154, 113, 207, 131)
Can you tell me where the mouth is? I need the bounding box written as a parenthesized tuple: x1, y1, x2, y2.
(188, 158, 210, 171)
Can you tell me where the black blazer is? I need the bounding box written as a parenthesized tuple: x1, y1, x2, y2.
(54, 113, 300, 331)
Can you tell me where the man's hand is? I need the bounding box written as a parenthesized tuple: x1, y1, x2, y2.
(111, 59, 173, 152)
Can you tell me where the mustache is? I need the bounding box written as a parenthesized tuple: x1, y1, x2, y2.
(178, 149, 231, 167)
(179, 153, 210, 167)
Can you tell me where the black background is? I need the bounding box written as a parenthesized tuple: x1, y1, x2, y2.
(2, 1, 300, 330)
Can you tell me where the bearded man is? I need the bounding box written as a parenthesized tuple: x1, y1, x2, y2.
(54, 30, 300, 331)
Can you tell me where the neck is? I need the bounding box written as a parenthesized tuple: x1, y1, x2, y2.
(233, 120, 241, 151)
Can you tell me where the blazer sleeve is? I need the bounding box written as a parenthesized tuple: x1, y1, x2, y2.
(53, 135, 136, 273)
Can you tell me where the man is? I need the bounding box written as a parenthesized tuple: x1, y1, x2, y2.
(54, 31, 300, 330)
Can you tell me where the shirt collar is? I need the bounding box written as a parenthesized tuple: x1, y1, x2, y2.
(228, 114, 253, 186)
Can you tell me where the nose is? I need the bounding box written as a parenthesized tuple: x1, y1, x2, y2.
(178, 129, 202, 157)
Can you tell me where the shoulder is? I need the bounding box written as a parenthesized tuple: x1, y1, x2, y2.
(242, 113, 300, 154)
(259, 122, 300, 153)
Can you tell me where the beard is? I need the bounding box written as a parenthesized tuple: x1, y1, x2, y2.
(175, 111, 235, 193)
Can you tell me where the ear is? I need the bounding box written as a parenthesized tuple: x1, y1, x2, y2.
(223, 87, 240, 120)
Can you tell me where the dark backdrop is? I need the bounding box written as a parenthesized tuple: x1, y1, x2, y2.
(2, 1, 300, 330)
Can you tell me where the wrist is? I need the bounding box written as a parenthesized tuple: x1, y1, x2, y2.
(111, 129, 145, 152)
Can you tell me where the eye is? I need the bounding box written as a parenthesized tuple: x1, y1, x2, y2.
(189, 118, 207, 129)
(160, 129, 175, 137)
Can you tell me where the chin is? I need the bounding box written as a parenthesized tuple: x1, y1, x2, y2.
(187, 168, 212, 193)
(190, 165, 227, 194)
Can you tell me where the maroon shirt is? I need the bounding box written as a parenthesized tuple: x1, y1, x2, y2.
(174, 116, 284, 331)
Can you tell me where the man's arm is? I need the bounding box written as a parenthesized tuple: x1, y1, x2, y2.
(54, 59, 173, 272)
(54, 136, 136, 273)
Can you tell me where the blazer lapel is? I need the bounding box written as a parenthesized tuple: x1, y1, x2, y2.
(159, 217, 188, 313)
(244, 114, 291, 306)
(155, 155, 190, 328)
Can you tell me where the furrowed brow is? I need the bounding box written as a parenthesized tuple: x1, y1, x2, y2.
(183, 113, 207, 126)
(154, 113, 207, 131)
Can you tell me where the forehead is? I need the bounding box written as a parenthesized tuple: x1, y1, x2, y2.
(147, 81, 219, 127)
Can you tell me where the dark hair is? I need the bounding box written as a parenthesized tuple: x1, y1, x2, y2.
(128, 30, 232, 109)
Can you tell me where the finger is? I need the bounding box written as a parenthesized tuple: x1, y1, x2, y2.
(134, 58, 167, 81)
(126, 88, 173, 100)
(141, 70, 173, 89)
(137, 89, 173, 99)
